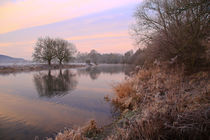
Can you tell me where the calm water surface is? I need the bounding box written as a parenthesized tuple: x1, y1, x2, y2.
(0, 64, 133, 140)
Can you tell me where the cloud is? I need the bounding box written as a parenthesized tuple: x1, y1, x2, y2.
(0, 0, 139, 34)
(0, 40, 34, 47)
(67, 32, 129, 41)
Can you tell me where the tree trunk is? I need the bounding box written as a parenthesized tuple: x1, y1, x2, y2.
(59, 59, 62, 65)
(48, 69, 51, 76)
(59, 69, 63, 76)
(48, 60, 51, 66)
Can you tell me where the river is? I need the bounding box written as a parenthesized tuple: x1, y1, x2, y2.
(0, 64, 133, 140)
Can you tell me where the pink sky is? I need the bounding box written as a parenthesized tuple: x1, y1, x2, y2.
(0, 0, 140, 60)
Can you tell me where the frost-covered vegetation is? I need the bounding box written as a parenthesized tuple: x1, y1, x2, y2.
(109, 66, 209, 139)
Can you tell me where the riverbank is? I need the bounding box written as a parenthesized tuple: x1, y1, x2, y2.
(0, 64, 85, 74)
(50, 65, 210, 140)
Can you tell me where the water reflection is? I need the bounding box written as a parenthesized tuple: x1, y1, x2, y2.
(33, 69, 78, 98)
(0, 64, 134, 140)
(0, 92, 111, 140)
(84, 67, 100, 80)
(77, 64, 134, 80)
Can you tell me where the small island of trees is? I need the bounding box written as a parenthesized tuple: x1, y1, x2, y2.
(32, 37, 76, 66)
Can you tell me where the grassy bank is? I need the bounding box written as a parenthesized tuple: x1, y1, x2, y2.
(50, 65, 209, 140)
(0, 64, 84, 74)
(109, 66, 209, 139)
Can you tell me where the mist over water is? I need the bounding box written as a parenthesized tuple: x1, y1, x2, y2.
(0, 64, 133, 140)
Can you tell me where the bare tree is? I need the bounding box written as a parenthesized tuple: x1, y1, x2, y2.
(89, 49, 99, 64)
(132, 0, 209, 69)
(55, 38, 77, 65)
(33, 37, 57, 66)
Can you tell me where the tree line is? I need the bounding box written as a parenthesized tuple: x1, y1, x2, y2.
(76, 49, 134, 64)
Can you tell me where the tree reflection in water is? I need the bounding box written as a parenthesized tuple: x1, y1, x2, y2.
(77, 64, 135, 80)
(85, 67, 100, 80)
(33, 69, 78, 98)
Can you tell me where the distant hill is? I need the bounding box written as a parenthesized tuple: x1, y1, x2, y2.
(0, 54, 26, 63)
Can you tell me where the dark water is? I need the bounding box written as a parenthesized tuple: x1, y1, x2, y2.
(0, 64, 133, 140)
